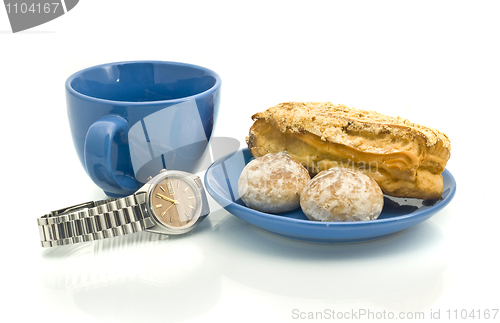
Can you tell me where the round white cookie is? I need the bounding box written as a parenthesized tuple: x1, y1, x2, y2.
(300, 168, 384, 222)
(238, 151, 310, 213)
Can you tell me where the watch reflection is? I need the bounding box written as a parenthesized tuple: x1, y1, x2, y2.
(40, 224, 220, 323)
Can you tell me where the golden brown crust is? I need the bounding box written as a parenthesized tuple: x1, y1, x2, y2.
(251, 102, 451, 151)
(247, 102, 451, 200)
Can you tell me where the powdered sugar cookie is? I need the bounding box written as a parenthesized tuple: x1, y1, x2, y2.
(300, 168, 383, 222)
(238, 152, 310, 213)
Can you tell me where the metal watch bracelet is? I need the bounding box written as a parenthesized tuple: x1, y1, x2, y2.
(37, 192, 154, 248)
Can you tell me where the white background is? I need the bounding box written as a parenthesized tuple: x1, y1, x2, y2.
(1, 1, 499, 322)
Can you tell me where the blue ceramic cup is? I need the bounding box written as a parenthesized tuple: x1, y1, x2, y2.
(66, 61, 221, 197)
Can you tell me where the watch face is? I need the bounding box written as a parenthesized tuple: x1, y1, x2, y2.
(150, 174, 201, 230)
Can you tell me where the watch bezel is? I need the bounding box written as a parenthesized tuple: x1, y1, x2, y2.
(146, 170, 203, 234)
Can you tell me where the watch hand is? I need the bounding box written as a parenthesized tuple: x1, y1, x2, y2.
(160, 203, 176, 218)
(155, 193, 179, 204)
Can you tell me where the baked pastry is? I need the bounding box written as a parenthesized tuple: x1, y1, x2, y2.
(238, 151, 310, 213)
(300, 168, 384, 222)
(247, 102, 451, 199)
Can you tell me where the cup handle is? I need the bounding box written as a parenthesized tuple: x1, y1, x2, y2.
(84, 115, 139, 196)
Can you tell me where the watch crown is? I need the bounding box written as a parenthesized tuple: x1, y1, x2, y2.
(147, 176, 153, 181)
(160, 169, 168, 173)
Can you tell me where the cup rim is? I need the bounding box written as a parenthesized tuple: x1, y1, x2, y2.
(65, 60, 221, 105)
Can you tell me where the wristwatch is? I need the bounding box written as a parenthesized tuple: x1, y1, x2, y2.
(37, 169, 210, 247)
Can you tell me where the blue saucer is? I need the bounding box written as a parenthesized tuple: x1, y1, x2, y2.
(204, 148, 456, 243)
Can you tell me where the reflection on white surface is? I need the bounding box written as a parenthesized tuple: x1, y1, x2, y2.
(39, 220, 220, 323)
(38, 205, 450, 322)
(207, 214, 450, 312)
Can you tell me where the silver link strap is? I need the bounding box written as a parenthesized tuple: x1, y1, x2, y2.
(37, 193, 152, 247)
